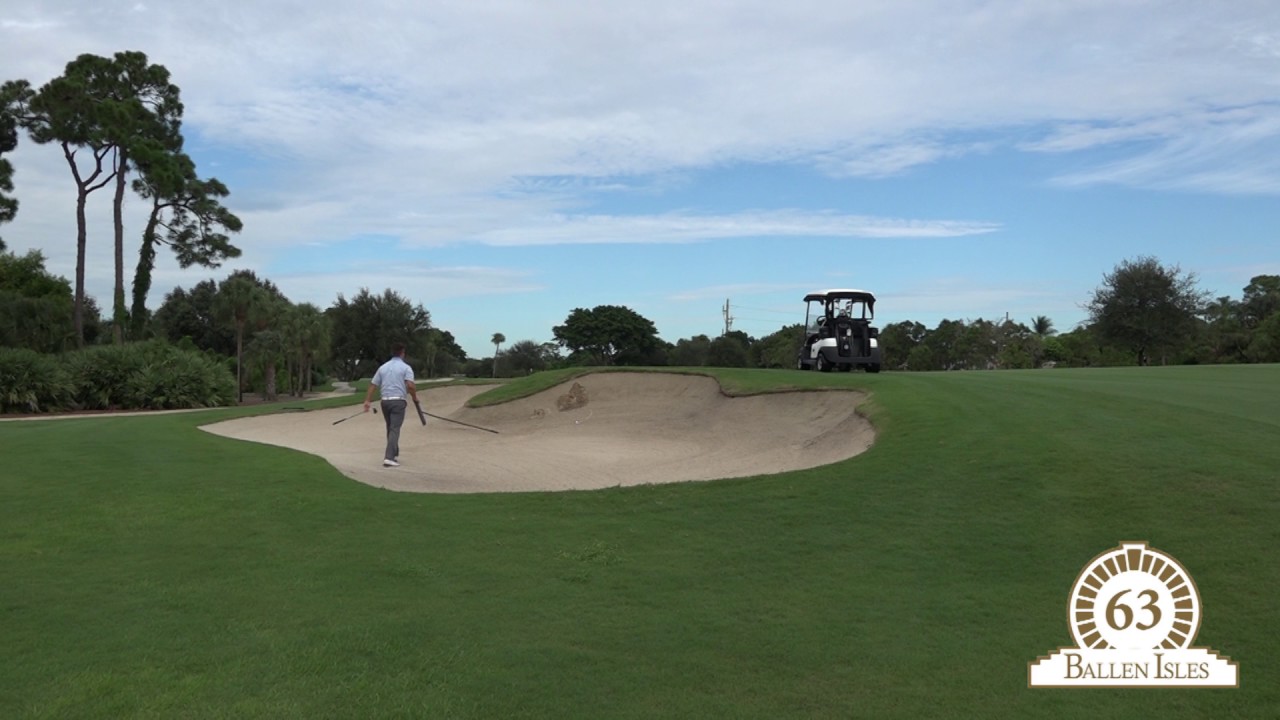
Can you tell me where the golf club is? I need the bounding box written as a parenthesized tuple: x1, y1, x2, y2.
(422, 410, 500, 434)
(331, 407, 373, 425)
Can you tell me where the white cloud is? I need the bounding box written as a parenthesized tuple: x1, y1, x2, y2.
(471, 211, 999, 246)
(5, 0, 1280, 336)
(1048, 108, 1280, 194)
(10, 0, 1273, 196)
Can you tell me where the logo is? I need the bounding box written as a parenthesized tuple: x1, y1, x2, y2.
(1028, 541, 1238, 688)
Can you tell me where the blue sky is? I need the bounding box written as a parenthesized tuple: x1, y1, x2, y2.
(3, 1, 1279, 358)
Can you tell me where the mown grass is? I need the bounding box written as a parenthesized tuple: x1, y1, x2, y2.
(1, 365, 1277, 719)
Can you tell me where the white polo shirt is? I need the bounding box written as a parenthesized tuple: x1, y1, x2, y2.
(371, 356, 414, 401)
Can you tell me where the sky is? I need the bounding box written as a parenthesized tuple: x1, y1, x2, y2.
(2, 1, 1279, 359)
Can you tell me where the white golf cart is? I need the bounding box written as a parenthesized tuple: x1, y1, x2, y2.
(797, 289, 882, 373)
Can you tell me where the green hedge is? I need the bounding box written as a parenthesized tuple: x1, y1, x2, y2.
(0, 341, 236, 414)
(0, 347, 74, 413)
(67, 343, 148, 409)
(124, 348, 235, 409)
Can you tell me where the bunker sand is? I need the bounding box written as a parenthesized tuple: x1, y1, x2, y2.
(201, 373, 874, 493)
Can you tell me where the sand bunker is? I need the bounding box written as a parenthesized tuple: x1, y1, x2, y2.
(200, 372, 874, 493)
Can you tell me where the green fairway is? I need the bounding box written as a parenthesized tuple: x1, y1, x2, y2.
(2, 365, 1277, 718)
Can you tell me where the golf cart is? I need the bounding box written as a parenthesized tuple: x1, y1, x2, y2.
(797, 289, 882, 373)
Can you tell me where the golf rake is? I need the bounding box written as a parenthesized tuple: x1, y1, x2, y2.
(331, 404, 496, 434)
(421, 406, 500, 434)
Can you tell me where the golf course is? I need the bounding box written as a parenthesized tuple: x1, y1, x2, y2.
(2, 364, 1277, 718)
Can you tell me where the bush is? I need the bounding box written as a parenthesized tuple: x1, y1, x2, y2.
(0, 347, 74, 413)
(125, 349, 236, 409)
(67, 341, 236, 410)
(66, 343, 149, 409)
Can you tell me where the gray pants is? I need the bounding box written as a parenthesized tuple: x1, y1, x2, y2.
(380, 399, 407, 460)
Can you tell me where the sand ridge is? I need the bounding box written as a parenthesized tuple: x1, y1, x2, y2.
(199, 372, 874, 493)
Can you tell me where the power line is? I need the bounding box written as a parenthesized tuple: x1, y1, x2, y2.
(730, 303, 795, 316)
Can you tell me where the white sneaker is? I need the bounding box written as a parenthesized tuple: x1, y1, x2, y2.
(383, 459, 400, 467)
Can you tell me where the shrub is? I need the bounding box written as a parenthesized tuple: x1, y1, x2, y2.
(66, 343, 149, 409)
(125, 347, 236, 409)
(68, 340, 236, 411)
(0, 347, 73, 413)
(3, 342, 235, 414)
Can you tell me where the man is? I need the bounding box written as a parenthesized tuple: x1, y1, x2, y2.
(363, 343, 420, 467)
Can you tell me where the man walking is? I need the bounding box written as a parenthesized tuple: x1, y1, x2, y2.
(363, 343, 420, 467)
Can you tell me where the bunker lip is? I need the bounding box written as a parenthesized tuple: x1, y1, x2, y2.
(200, 372, 875, 494)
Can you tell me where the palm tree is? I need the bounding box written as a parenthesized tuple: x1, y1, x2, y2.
(246, 329, 285, 401)
(491, 332, 505, 378)
(289, 303, 329, 395)
(214, 276, 262, 403)
(1031, 315, 1056, 338)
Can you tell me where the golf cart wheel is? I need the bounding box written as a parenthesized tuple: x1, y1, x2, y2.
(816, 355, 832, 373)
(867, 363, 881, 374)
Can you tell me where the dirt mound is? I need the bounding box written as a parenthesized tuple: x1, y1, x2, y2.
(200, 372, 874, 493)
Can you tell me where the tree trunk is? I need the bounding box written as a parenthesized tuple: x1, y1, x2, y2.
(236, 321, 244, 403)
(74, 183, 88, 348)
(265, 362, 277, 401)
(61, 142, 116, 348)
(131, 203, 161, 339)
(112, 149, 128, 344)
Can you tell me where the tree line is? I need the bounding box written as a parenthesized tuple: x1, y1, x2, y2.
(481, 258, 1280, 374)
(5, 244, 1279, 409)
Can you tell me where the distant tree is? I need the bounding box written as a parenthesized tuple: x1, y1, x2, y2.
(99, 51, 185, 344)
(955, 319, 997, 369)
(552, 305, 660, 366)
(491, 332, 505, 378)
(0, 81, 22, 242)
(669, 334, 712, 366)
(284, 303, 329, 395)
(1085, 256, 1209, 366)
(1240, 275, 1280, 328)
(420, 328, 466, 378)
(538, 342, 563, 369)
(876, 321, 927, 370)
(215, 275, 265, 402)
(1040, 336, 1067, 364)
(707, 333, 751, 368)
(751, 324, 804, 369)
(327, 288, 431, 380)
(461, 357, 491, 378)
(501, 339, 558, 376)
(1198, 296, 1249, 364)
(1245, 313, 1280, 363)
(0, 248, 74, 352)
(152, 279, 233, 354)
(911, 318, 967, 370)
(996, 319, 1037, 369)
(16, 66, 119, 346)
(1031, 315, 1056, 337)
(246, 328, 285, 401)
(130, 151, 242, 338)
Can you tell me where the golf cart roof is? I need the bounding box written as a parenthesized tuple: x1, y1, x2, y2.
(803, 289, 876, 303)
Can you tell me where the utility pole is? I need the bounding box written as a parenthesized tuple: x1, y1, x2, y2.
(723, 298, 734, 336)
